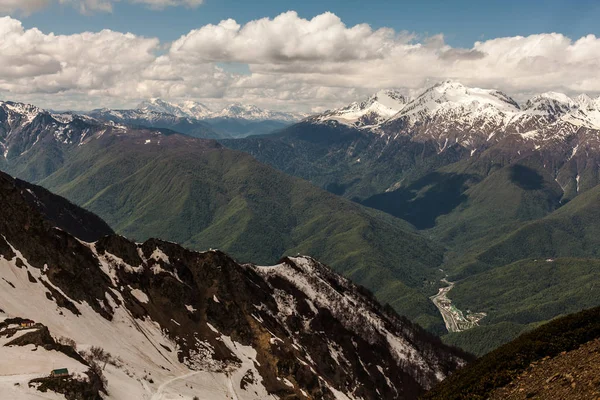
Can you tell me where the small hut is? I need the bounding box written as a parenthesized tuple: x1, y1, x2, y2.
(50, 368, 69, 377)
(20, 319, 35, 328)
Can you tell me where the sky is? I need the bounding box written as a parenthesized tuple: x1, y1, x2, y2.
(1, 0, 600, 112)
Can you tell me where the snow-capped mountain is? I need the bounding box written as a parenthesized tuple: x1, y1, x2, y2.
(138, 98, 213, 120)
(211, 103, 309, 122)
(389, 80, 520, 123)
(523, 92, 578, 117)
(306, 81, 600, 155)
(85, 108, 221, 139)
(0, 170, 469, 399)
(137, 98, 308, 123)
(227, 80, 600, 203)
(0, 101, 119, 160)
(309, 90, 408, 128)
(0, 101, 44, 129)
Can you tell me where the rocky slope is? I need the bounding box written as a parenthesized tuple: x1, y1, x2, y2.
(488, 338, 600, 400)
(0, 169, 470, 399)
(424, 306, 600, 400)
(11, 175, 114, 242)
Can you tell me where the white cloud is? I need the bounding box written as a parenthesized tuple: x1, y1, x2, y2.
(0, 0, 204, 15)
(1, 12, 600, 112)
(169, 12, 406, 64)
(0, 16, 161, 92)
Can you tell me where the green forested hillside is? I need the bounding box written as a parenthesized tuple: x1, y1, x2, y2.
(443, 258, 600, 355)
(10, 132, 446, 329)
(473, 184, 600, 267)
(223, 122, 467, 201)
(435, 186, 600, 354)
(224, 118, 600, 359)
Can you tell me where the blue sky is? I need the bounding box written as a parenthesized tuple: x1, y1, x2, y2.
(18, 0, 600, 47)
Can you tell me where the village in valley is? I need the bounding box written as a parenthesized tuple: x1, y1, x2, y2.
(430, 279, 487, 333)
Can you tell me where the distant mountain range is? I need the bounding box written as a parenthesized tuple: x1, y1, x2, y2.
(311, 80, 600, 135)
(138, 98, 310, 123)
(82, 98, 310, 139)
(226, 79, 600, 204)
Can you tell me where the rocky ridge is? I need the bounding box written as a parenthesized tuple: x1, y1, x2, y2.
(0, 169, 469, 399)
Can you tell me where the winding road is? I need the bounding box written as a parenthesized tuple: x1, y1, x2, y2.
(430, 279, 460, 333)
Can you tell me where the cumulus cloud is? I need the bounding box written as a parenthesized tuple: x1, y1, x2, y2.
(1, 12, 600, 112)
(169, 12, 405, 63)
(0, 16, 160, 93)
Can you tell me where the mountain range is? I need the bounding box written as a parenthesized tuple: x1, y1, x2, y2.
(223, 80, 600, 353)
(85, 99, 311, 140)
(0, 99, 448, 334)
(0, 169, 469, 399)
(3, 78, 600, 398)
(3, 79, 600, 357)
(230, 80, 600, 201)
(138, 98, 309, 123)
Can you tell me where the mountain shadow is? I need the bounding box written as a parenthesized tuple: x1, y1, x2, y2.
(361, 172, 477, 229)
(509, 164, 544, 190)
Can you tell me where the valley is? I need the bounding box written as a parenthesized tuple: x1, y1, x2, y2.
(222, 80, 600, 355)
(2, 78, 600, 366)
(430, 279, 486, 333)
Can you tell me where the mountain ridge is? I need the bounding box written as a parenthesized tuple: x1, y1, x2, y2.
(0, 104, 449, 332)
(138, 98, 310, 123)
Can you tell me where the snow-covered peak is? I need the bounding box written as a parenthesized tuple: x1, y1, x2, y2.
(570, 94, 600, 129)
(176, 99, 214, 119)
(215, 103, 266, 119)
(211, 103, 308, 122)
(523, 92, 578, 116)
(396, 80, 520, 120)
(136, 98, 305, 122)
(0, 100, 44, 127)
(575, 93, 600, 111)
(369, 89, 408, 110)
(309, 89, 408, 128)
(137, 98, 213, 119)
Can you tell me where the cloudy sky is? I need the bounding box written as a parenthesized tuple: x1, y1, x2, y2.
(1, 0, 600, 112)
